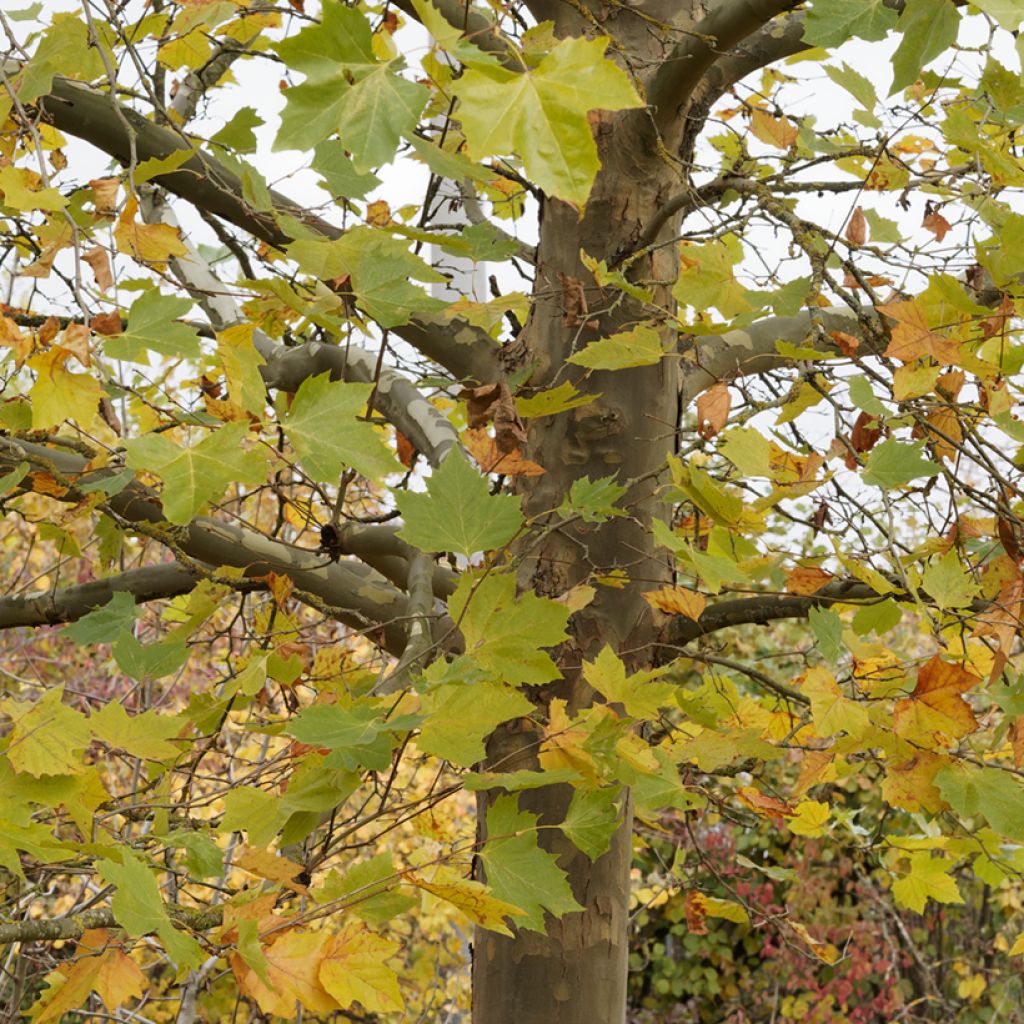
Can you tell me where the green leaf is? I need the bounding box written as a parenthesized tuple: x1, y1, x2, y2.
(98, 853, 204, 967)
(273, 0, 375, 79)
(282, 374, 399, 482)
(479, 795, 583, 931)
(451, 36, 642, 206)
(112, 632, 190, 681)
(892, 852, 964, 913)
(673, 235, 754, 319)
(851, 598, 903, 636)
(972, 0, 1024, 30)
(61, 590, 138, 644)
(936, 763, 1024, 842)
(561, 787, 621, 860)
(848, 375, 886, 416)
(313, 140, 381, 200)
(416, 681, 533, 766)
(317, 854, 418, 925)
(808, 606, 843, 662)
(218, 786, 289, 846)
(288, 703, 398, 772)
(567, 325, 665, 370)
(103, 291, 202, 362)
(449, 572, 569, 686)
(397, 453, 523, 556)
(921, 548, 980, 610)
(559, 475, 627, 523)
(861, 439, 941, 489)
(802, 0, 898, 48)
(124, 423, 267, 525)
(335, 67, 428, 172)
(287, 229, 446, 327)
(210, 106, 264, 153)
(891, 0, 960, 94)
(166, 830, 223, 879)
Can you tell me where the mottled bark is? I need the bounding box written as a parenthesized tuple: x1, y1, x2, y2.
(473, 98, 682, 1024)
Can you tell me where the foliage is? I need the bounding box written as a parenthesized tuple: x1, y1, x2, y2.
(1, 0, 1024, 1023)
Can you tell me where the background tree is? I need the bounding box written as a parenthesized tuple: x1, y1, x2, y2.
(1, 1, 1024, 1023)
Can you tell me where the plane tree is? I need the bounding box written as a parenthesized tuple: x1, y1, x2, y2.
(1, 1, 1024, 1023)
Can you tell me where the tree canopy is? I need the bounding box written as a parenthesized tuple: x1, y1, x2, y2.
(2, 1, 1024, 1023)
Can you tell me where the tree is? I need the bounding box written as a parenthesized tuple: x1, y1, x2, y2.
(1, 0, 1024, 1022)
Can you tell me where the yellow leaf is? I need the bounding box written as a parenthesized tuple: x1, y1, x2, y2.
(411, 870, 525, 936)
(892, 852, 964, 913)
(319, 922, 404, 1014)
(1009, 932, 1024, 956)
(788, 920, 840, 964)
(28, 347, 103, 429)
(643, 586, 706, 620)
(114, 195, 188, 266)
(235, 847, 306, 889)
(233, 930, 338, 1017)
(750, 108, 799, 149)
(786, 800, 830, 838)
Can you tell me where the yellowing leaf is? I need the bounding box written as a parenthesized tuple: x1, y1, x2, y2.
(234, 930, 338, 1017)
(892, 852, 964, 913)
(567, 325, 665, 370)
(789, 920, 841, 964)
(452, 36, 642, 206)
(786, 800, 831, 837)
(582, 645, 677, 719)
(28, 347, 103, 429)
(800, 667, 870, 739)
(893, 654, 980, 746)
(411, 870, 525, 936)
(319, 922, 404, 1014)
(643, 586, 706, 620)
(5, 687, 92, 777)
(114, 195, 188, 265)
(750, 108, 799, 149)
(879, 299, 960, 365)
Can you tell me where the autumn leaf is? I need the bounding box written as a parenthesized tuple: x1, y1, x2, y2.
(696, 383, 730, 439)
(878, 299, 960, 365)
(685, 890, 708, 935)
(319, 922, 404, 1014)
(893, 654, 980, 746)
(749, 108, 798, 149)
(234, 930, 339, 1017)
(784, 566, 833, 595)
(113, 196, 188, 265)
(845, 206, 867, 245)
(643, 586, 706, 620)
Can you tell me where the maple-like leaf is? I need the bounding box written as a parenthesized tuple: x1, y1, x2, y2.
(452, 36, 642, 206)
(410, 869, 525, 936)
(892, 852, 964, 913)
(234, 930, 339, 1017)
(893, 654, 980, 746)
(283, 374, 399, 482)
(113, 196, 188, 266)
(801, 667, 871, 740)
(879, 299, 960, 364)
(319, 922, 404, 1013)
(124, 423, 268, 524)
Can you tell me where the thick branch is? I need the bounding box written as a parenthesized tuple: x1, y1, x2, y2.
(647, 0, 799, 136)
(0, 437, 415, 655)
(0, 564, 203, 629)
(25, 73, 499, 383)
(391, 0, 519, 66)
(141, 191, 463, 465)
(679, 306, 871, 403)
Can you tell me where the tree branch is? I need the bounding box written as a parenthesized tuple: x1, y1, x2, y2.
(646, 0, 800, 137)
(679, 305, 874, 404)
(21, 71, 500, 384)
(0, 564, 205, 630)
(0, 437, 418, 655)
(0, 905, 224, 945)
(391, 0, 520, 66)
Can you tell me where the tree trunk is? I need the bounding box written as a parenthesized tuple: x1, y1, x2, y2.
(473, 114, 682, 1024)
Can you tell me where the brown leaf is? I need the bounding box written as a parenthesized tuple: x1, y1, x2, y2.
(365, 200, 391, 227)
(460, 382, 526, 452)
(845, 206, 867, 246)
(90, 311, 124, 336)
(685, 891, 708, 935)
(395, 430, 417, 469)
(462, 428, 545, 476)
(38, 315, 60, 347)
(83, 246, 114, 290)
(830, 329, 860, 357)
(878, 299, 960, 365)
(893, 655, 980, 746)
(784, 566, 833, 595)
(89, 176, 120, 217)
(998, 515, 1022, 563)
(737, 786, 791, 819)
(99, 396, 122, 436)
(461, 382, 502, 429)
(922, 201, 951, 242)
(845, 411, 882, 468)
(59, 322, 92, 367)
(558, 271, 589, 327)
(749, 108, 798, 149)
(696, 383, 730, 440)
